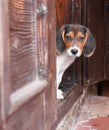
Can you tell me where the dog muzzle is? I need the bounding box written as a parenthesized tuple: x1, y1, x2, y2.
(66, 46, 82, 57)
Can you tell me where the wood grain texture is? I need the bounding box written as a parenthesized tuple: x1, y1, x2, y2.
(57, 85, 82, 125)
(9, 79, 47, 115)
(9, 0, 37, 92)
(8, 0, 56, 130)
(56, 0, 72, 27)
(7, 93, 45, 130)
(44, 0, 56, 129)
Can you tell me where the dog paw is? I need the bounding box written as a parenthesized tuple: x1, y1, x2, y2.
(57, 89, 64, 99)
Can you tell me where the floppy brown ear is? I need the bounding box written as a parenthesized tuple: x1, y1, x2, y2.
(83, 28, 96, 57)
(56, 27, 66, 54)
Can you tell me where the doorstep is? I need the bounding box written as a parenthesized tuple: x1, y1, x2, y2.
(73, 95, 109, 130)
(74, 116, 109, 130)
(56, 95, 109, 130)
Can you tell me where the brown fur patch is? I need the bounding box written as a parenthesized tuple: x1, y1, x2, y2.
(62, 29, 88, 49)
(64, 32, 74, 48)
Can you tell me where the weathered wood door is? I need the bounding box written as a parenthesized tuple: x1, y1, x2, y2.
(0, 0, 56, 130)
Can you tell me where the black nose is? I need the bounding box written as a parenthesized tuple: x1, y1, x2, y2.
(71, 49, 78, 55)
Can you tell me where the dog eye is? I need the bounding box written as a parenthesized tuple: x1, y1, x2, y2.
(78, 37, 84, 42)
(65, 36, 73, 41)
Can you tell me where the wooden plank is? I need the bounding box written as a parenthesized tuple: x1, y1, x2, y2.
(82, 0, 104, 84)
(0, 0, 56, 130)
(44, 0, 56, 129)
(9, 0, 49, 93)
(9, 79, 47, 115)
(0, 0, 11, 118)
(9, 0, 38, 93)
(57, 85, 82, 125)
(56, 0, 72, 27)
(7, 93, 45, 130)
(104, 0, 109, 79)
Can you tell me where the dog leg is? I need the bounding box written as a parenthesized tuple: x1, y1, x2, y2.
(57, 89, 64, 99)
(57, 71, 64, 99)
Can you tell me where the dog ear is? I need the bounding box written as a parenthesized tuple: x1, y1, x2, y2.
(61, 25, 72, 41)
(56, 27, 66, 54)
(83, 28, 96, 57)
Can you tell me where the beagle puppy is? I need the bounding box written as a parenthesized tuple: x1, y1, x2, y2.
(56, 24, 96, 99)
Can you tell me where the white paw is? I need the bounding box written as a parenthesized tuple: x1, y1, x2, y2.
(57, 89, 64, 99)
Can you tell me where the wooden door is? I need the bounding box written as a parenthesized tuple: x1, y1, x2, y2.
(0, 0, 56, 130)
(82, 0, 104, 84)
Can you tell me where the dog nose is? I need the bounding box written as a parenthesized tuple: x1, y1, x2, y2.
(71, 49, 78, 55)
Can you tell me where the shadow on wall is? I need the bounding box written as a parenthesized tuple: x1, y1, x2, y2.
(89, 80, 109, 97)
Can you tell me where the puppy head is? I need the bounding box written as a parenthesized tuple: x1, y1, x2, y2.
(56, 24, 96, 57)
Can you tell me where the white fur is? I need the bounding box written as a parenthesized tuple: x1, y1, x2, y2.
(67, 45, 82, 57)
(57, 51, 76, 99)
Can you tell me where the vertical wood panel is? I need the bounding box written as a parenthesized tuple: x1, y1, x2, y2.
(56, 0, 72, 27)
(7, 94, 45, 130)
(36, 0, 49, 81)
(44, 0, 56, 130)
(9, 0, 49, 93)
(1, 0, 56, 130)
(71, 0, 82, 86)
(9, 0, 37, 92)
(83, 0, 104, 84)
(104, 0, 109, 79)
(0, 0, 11, 119)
